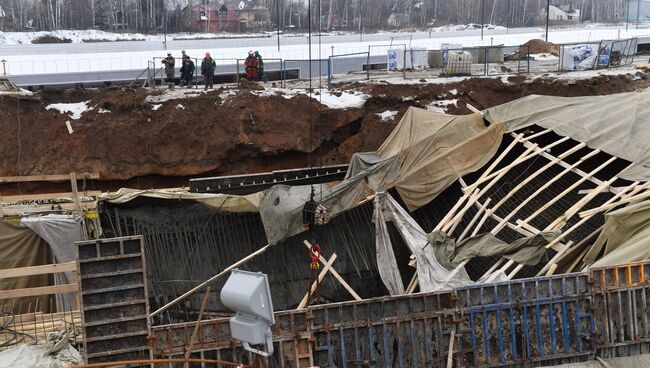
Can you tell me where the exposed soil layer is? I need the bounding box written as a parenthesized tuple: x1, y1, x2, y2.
(2, 69, 650, 195)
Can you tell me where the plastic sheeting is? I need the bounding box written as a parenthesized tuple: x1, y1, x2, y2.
(100, 187, 264, 212)
(430, 230, 560, 270)
(0, 221, 52, 313)
(0, 331, 83, 368)
(21, 214, 86, 310)
(586, 199, 650, 267)
(484, 89, 650, 181)
(372, 192, 472, 294)
(555, 354, 650, 368)
(371, 107, 505, 210)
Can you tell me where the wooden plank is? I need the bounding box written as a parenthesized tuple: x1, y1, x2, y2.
(1, 191, 102, 202)
(1, 201, 97, 216)
(70, 172, 81, 211)
(0, 173, 99, 183)
(0, 261, 77, 279)
(297, 253, 338, 309)
(0, 283, 78, 299)
(302, 241, 362, 301)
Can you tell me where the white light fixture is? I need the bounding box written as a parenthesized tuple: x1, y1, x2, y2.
(221, 269, 275, 357)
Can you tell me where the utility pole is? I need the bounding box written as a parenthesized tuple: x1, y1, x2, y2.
(626, 0, 630, 32)
(359, 0, 362, 42)
(277, 0, 281, 51)
(481, 0, 485, 42)
(545, 0, 550, 42)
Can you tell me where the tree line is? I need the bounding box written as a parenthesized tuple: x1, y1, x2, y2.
(0, 0, 632, 33)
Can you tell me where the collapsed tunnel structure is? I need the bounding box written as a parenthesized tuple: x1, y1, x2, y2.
(5, 86, 650, 367)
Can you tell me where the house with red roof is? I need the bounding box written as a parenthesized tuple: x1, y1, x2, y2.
(190, 3, 247, 32)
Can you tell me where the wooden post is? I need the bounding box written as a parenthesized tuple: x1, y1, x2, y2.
(69, 172, 82, 211)
(446, 328, 456, 368)
(183, 287, 211, 368)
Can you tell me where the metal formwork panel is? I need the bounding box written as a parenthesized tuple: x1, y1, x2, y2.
(308, 292, 457, 368)
(591, 261, 650, 347)
(455, 273, 594, 366)
(76, 236, 152, 363)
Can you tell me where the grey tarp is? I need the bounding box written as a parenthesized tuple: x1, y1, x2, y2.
(0, 221, 53, 313)
(484, 89, 650, 181)
(21, 214, 86, 310)
(585, 199, 650, 267)
(430, 230, 561, 270)
(372, 192, 472, 294)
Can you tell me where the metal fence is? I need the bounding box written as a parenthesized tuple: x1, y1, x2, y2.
(328, 52, 370, 85)
(282, 59, 329, 86)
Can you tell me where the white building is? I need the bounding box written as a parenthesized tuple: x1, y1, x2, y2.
(545, 5, 581, 23)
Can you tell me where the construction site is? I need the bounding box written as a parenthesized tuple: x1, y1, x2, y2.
(5, 25, 650, 368)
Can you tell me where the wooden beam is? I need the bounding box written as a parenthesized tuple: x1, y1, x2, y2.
(0, 283, 78, 299)
(303, 241, 362, 301)
(0, 173, 99, 183)
(0, 262, 77, 279)
(1, 191, 102, 202)
(297, 253, 338, 309)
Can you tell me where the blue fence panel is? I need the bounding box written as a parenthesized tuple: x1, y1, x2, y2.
(308, 292, 456, 367)
(455, 272, 594, 366)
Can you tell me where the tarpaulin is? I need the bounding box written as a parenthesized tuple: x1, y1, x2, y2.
(430, 230, 560, 270)
(0, 221, 52, 313)
(21, 214, 85, 310)
(484, 89, 650, 181)
(585, 199, 650, 267)
(100, 188, 264, 212)
(363, 107, 505, 210)
(372, 192, 472, 293)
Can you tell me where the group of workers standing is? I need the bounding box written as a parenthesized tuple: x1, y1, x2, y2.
(160, 49, 265, 90)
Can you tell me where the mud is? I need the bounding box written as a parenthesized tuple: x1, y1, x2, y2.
(2, 69, 649, 195)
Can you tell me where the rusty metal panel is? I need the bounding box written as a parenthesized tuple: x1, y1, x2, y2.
(455, 273, 595, 367)
(76, 236, 152, 363)
(591, 261, 650, 348)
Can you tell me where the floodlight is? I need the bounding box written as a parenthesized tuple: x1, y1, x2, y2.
(221, 269, 275, 357)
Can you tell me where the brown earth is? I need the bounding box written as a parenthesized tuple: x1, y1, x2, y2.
(520, 39, 559, 56)
(2, 69, 649, 195)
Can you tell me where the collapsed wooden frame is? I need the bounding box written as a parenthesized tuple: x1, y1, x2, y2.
(409, 128, 649, 291)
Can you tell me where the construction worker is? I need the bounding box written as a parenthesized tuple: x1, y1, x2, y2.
(201, 52, 216, 90)
(161, 52, 175, 89)
(180, 56, 195, 88)
(244, 50, 259, 81)
(254, 51, 265, 82)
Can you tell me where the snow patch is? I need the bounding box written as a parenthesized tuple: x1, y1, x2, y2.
(145, 89, 204, 103)
(151, 104, 162, 111)
(176, 104, 185, 110)
(426, 99, 458, 113)
(377, 110, 399, 122)
(449, 88, 458, 95)
(530, 53, 559, 61)
(401, 96, 415, 101)
(97, 108, 110, 114)
(252, 87, 367, 109)
(46, 101, 91, 120)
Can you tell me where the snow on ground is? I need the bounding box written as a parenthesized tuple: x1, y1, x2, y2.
(377, 110, 399, 122)
(46, 101, 91, 120)
(529, 64, 642, 81)
(151, 104, 162, 111)
(4, 25, 650, 76)
(251, 87, 368, 109)
(0, 30, 276, 45)
(144, 88, 206, 103)
(530, 53, 559, 61)
(426, 99, 458, 113)
(430, 24, 506, 32)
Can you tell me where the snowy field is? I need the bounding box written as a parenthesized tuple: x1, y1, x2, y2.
(1, 24, 650, 76)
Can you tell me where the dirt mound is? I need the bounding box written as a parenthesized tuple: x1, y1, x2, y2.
(2, 69, 649, 195)
(521, 39, 559, 56)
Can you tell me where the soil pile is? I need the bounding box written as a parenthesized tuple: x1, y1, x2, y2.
(521, 39, 559, 56)
(1, 68, 649, 194)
